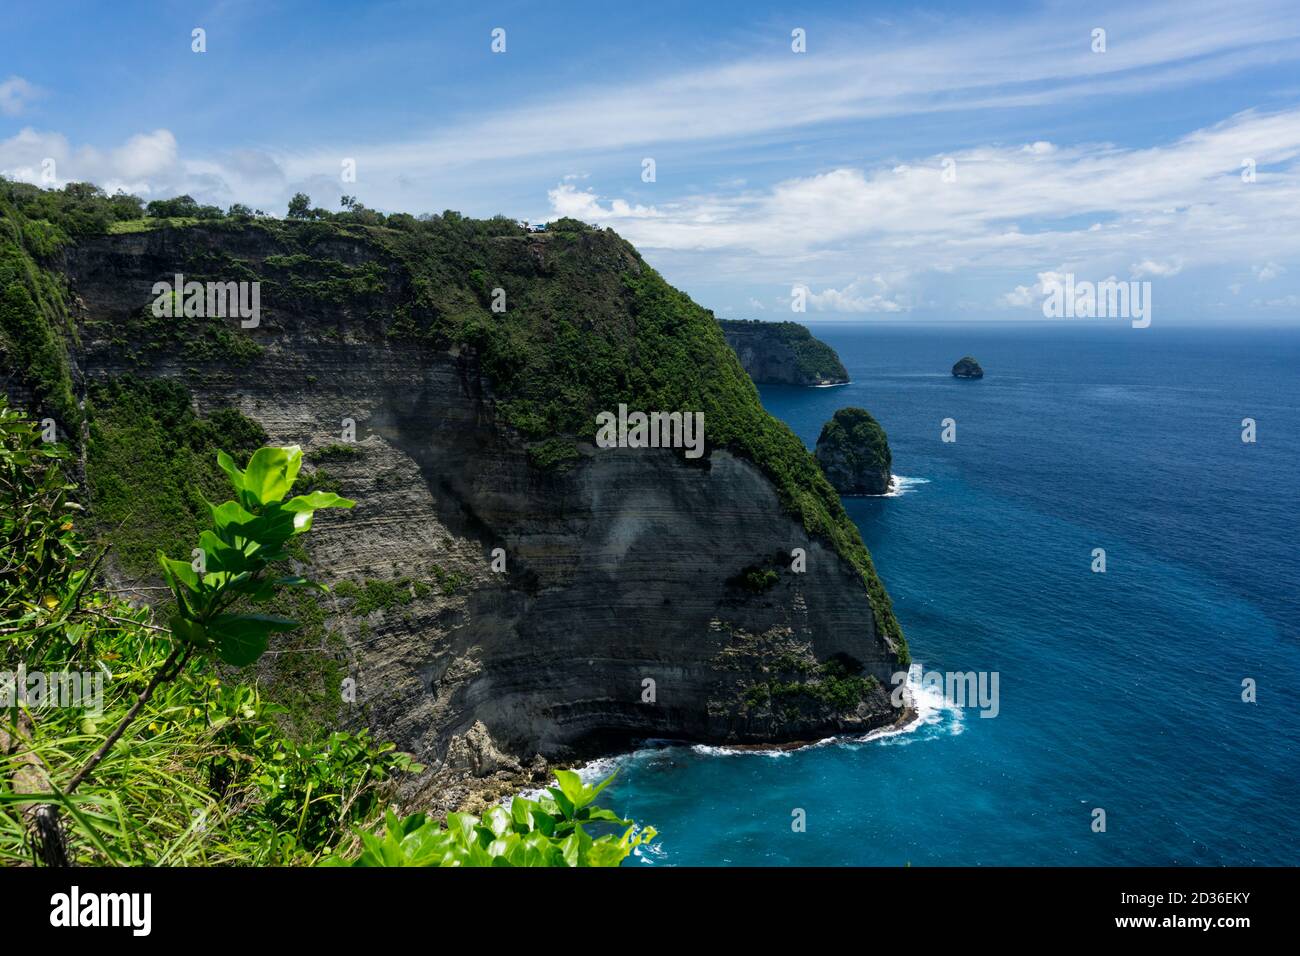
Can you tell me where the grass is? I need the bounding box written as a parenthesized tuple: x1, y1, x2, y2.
(107, 216, 201, 234)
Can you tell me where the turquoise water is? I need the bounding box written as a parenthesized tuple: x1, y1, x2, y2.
(608, 322, 1300, 866)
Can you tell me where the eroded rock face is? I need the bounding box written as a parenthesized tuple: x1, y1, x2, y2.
(815, 408, 893, 496)
(718, 319, 848, 386)
(952, 355, 984, 378)
(56, 226, 906, 799)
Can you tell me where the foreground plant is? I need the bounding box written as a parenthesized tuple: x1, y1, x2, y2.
(1, 418, 403, 865)
(327, 769, 656, 867)
(64, 445, 354, 795)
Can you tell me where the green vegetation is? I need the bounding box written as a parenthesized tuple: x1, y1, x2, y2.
(332, 565, 465, 616)
(311, 442, 363, 462)
(325, 769, 654, 867)
(85, 377, 268, 579)
(732, 565, 779, 592)
(108, 216, 200, 235)
(333, 577, 429, 616)
(0, 190, 80, 431)
(744, 657, 881, 715)
(431, 564, 465, 595)
(527, 436, 581, 471)
(92, 291, 264, 369)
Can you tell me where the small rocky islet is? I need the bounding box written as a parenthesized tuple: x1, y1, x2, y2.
(814, 407, 893, 496)
(952, 355, 984, 378)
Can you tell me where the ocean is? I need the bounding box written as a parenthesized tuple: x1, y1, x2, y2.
(605, 321, 1300, 866)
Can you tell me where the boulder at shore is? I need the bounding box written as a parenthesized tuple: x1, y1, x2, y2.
(815, 408, 893, 496)
(952, 355, 984, 378)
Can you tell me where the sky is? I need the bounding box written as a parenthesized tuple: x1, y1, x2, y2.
(2, 0, 1299, 323)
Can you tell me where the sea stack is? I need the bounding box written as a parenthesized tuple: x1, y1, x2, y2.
(815, 408, 893, 496)
(952, 355, 984, 379)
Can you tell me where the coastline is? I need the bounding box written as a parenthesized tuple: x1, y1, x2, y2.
(430, 683, 926, 817)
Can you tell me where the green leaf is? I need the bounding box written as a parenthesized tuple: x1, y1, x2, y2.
(550, 768, 587, 814)
(216, 449, 246, 497)
(282, 491, 356, 512)
(208, 499, 259, 545)
(158, 554, 201, 593)
(483, 805, 512, 838)
(208, 614, 298, 666)
(168, 613, 210, 649)
(584, 838, 632, 867)
(578, 807, 630, 826)
(196, 530, 251, 573)
(241, 446, 303, 506)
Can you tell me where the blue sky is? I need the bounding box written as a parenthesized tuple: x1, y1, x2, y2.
(3, 0, 1300, 322)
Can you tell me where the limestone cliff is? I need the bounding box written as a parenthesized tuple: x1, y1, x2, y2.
(717, 319, 849, 386)
(2, 199, 908, 805)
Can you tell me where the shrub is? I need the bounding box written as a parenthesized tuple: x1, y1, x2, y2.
(325, 769, 655, 867)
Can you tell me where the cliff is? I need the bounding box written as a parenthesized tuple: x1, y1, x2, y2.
(1, 184, 908, 807)
(717, 319, 848, 386)
(815, 408, 893, 496)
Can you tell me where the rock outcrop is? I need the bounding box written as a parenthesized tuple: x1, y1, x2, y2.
(3, 204, 909, 806)
(815, 408, 893, 496)
(952, 355, 984, 378)
(718, 319, 848, 386)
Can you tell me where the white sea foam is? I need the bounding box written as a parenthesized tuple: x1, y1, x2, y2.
(881, 474, 929, 498)
(520, 664, 962, 803)
(847, 663, 965, 748)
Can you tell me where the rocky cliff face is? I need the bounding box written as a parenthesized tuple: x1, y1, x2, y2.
(13, 216, 907, 807)
(718, 319, 848, 386)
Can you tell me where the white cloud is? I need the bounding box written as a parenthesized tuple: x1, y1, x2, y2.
(0, 76, 41, 116)
(1131, 258, 1184, 278)
(111, 130, 178, 180)
(1001, 285, 1036, 307)
(546, 183, 661, 221)
(543, 109, 1300, 299)
(1253, 262, 1284, 280)
(0, 126, 289, 207)
(795, 275, 910, 314)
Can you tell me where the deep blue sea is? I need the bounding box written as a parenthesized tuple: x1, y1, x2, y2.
(605, 321, 1299, 866)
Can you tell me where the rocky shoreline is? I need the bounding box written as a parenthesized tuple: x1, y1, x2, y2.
(422, 694, 922, 817)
